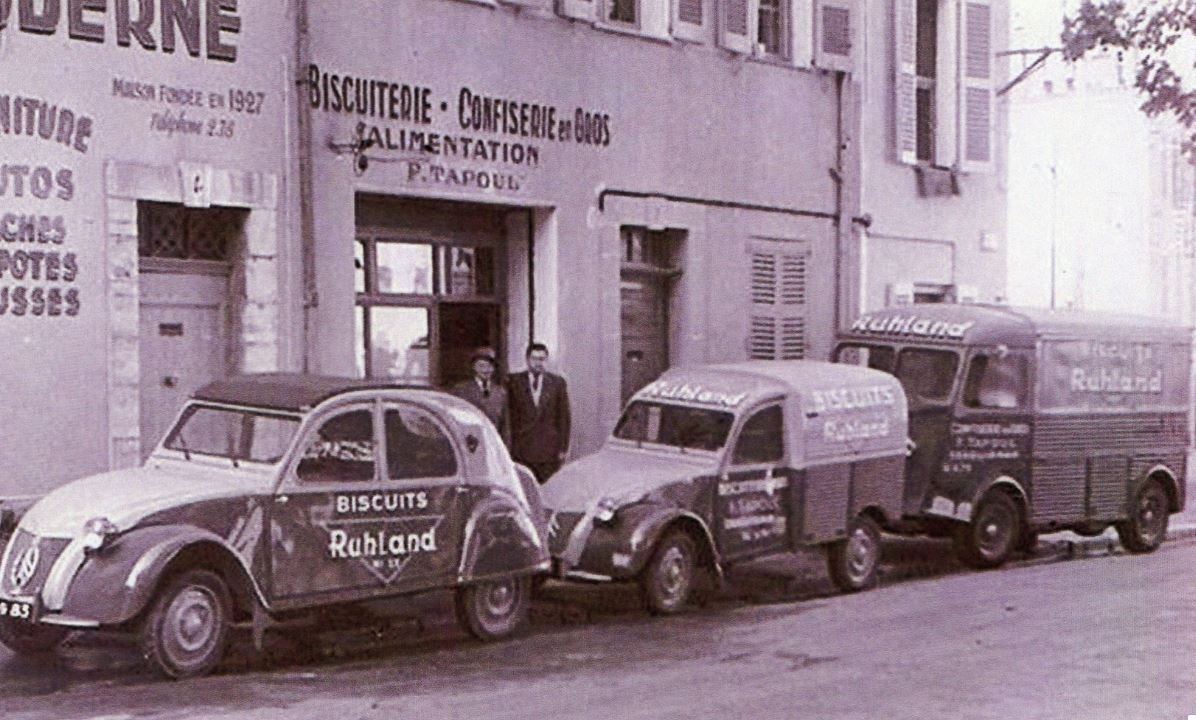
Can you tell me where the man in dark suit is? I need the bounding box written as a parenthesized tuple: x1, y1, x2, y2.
(508, 342, 571, 483)
(451, 347, 510, 446)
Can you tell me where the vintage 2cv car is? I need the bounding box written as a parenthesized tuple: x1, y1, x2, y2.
(541, 361, 909, 614)
(0, 373, 549, 679)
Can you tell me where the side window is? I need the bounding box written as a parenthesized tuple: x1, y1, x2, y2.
(296, 408, 376, 483)
(963, 353, 1028, 410)
(731, 405, 784, 466)
(385, 406, 458, 480)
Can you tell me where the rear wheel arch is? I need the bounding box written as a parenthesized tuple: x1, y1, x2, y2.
(1139, 466, 1180, 513)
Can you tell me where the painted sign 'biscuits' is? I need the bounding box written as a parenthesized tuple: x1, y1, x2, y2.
(0, 0, 241, 62)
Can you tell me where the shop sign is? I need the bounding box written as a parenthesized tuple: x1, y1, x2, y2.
(0, 0, 241, 62)
(309, 64, 615, 194)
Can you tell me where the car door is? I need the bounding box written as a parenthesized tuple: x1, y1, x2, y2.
(715, 403, 792, 563)
(268, 400, 388, 603)
(268, 399, 473, 604)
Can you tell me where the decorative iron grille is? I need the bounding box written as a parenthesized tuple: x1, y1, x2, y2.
(137, 201, 245, 261)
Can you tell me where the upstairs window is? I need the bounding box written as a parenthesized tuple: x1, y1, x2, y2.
(757, 0, 787, 57)
(608, 0, 637, 24)
(895, 0, 995, 173)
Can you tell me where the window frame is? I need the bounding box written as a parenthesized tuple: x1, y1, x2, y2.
(355, 231, 504, 383)
(960, 349, 1031, 412)
(728, 402, 787, 469)
(381, 401, 463, 486)
(291, 401, 382, 487)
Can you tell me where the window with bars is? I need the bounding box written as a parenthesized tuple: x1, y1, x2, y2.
(748, 241, 807, 361)
(137, 201, 244, 262)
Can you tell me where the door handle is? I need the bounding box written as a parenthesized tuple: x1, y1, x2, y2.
(275, 495, 289, 504)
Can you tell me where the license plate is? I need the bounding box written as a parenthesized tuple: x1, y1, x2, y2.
(0, 599, 35, 622)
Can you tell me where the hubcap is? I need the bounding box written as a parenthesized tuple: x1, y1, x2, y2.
(482, 580, 516, 618)
(657, 546, 689, 602)
(1138, 489, 1165, 540)
(847, 527, 877, 580)
(977, 505, 1013, 558)
(167, 588, 217, 655)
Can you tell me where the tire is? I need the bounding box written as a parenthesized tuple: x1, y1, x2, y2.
(139, 569, 232, 680)
(640, 531, 697, 615)
(455, 576, 531, 641)
(0, 618, 68, 655)
(1117, 480, 1169, 553)
(953, 492, 1021, 569)
(827, 515, 882, 592)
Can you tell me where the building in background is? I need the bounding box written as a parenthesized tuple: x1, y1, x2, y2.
(0, 0, 1010, 495)
(1006, 0, 1196, 320)
(857, 0, 1010, 311)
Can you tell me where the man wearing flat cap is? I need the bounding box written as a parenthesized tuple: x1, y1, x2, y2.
(451, 346, 510, 445)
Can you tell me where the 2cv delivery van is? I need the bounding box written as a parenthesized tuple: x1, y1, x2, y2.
(835, 304, 1191, 568)
(541, 361, 908, 614)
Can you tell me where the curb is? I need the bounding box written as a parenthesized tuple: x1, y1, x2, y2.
(1034, 521, 1196, 561)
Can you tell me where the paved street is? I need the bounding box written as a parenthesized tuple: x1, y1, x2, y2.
(2, 528, 1195, 720)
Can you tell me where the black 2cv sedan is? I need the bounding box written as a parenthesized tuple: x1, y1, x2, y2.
(0, 374, 549, 678)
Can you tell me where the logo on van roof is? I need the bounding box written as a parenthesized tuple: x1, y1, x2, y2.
(639, 381, 748, 408)
(851, 315, 975, 341)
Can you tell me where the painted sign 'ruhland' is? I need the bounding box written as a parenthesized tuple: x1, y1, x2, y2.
(0, 0, 241, 61)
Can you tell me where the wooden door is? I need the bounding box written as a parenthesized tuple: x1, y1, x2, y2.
(620, 269, 669, 404)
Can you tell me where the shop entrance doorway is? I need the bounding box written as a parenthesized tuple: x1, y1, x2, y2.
(136, 202, 243, 459)
(355, 197, 514, 389)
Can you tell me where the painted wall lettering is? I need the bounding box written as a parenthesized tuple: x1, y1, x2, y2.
(0, 0, 241, 61)
(0, 96, 93, 153)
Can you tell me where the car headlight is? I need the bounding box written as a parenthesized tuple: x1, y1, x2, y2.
(80, 516, 118, 554)
(594, 497, 621, 526)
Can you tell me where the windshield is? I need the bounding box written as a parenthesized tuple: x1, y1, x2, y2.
(164, 404, 300, 464)
(835, 343, 959, 405)
(613, 401, 734, 452)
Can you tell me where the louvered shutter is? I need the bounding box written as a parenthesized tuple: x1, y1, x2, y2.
(749, 242, 807, 361)
(721, 0, 754, 53)
(893, 0, 917, 165)
(959, 0, 994, 173)
(814, 0, 857, 73)
(558, 0, 596, 21)
(674, 0, 705, 42)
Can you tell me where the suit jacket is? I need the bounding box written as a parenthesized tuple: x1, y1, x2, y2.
(507, 371, 571, 463)
(451, 378, 510, 445)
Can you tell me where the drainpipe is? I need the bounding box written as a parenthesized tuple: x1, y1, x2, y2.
(295, 0, 318, 372)
(832, 70, 864, 335)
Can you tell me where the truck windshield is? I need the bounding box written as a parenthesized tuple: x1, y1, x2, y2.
(164, 404, 301, 464)
(614, 401, 735, 452)
(835, 343, 959, 405)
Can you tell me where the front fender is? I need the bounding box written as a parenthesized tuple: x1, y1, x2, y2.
(459, 491, 550, 584)
(571, 503, 719, 580)
(56, 524, 262, 626)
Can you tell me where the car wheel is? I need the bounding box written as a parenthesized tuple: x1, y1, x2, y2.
(954, 492, 1020, 569)
(1117, 479, 1169, 553)
(0, 618, 68, 655)
(827, 515, 882, 592)
(139, 569, 232, 680)
(640, 530, 697, 615)
(455, 576, 531, 641)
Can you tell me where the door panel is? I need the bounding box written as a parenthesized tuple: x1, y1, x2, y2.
(139, 270, 229, 459)
(268, 404, 469, 602)
(620, 271, 669, 404)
